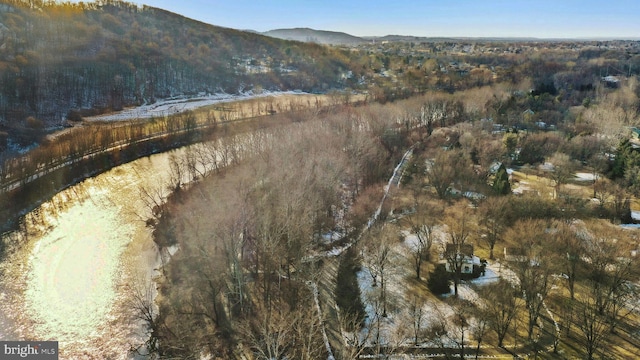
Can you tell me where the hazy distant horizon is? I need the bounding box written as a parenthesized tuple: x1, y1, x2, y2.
(69, 0, 640, 40)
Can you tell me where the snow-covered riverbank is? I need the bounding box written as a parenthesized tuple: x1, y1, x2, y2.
(86, 90, 307, 122)
(0, 144, 206, 358)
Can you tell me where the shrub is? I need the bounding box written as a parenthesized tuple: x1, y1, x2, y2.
(67, 109, 83, 122)
(25, 116, 44, 129)
(427, 264, 451, 295)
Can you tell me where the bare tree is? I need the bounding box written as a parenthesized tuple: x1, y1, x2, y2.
(403, 197, 442, 279)
(419, 101, 439, 135)
(238, 275, 326, 360)
(582, 222, 636, 333)
(593, 177, 611, 216)
(442, 202, 476, 297)
(555, 221, 584, 300)
(607, 183, 632, 224)
(409, 295, 427, 345)
(167, 153, 187, 191)
(506, 219, 558, 340)
(426, 149, 471, 199)
(587, 152, 609, 198)
(360, 288, 388, 357)
(426, 299, 474, 360)
(477, 196, 509, 260)
(575, 294, 611, 360)
(137, 184, 177, 272)
(240, 308, 293, 360)
(218, 221, 250, 319)
(477, 280, 521, 348)
(338, 310, 372, 360)
(138, 184, 166, 228)
(126, 279, 161, 356)
(362, 224, 395, 317)
(547, 152, 577, 198)
(449, 299, 474, 360)
(425, 306, 455, 360)
(289, 300, 326, 360)
(470, 308, 489, 360)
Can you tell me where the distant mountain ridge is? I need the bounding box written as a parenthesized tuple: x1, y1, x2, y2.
(262, 28, 547, 45)
(262, 28, 633, 45)
(263, 28, 367, 45)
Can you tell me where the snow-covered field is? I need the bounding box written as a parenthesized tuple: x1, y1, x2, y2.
(86, 90, 306, 122)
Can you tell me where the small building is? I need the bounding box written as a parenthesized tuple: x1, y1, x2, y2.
(444, 243, 482, 274)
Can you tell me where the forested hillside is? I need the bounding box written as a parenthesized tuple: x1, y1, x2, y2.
(0, 0, 357, 144)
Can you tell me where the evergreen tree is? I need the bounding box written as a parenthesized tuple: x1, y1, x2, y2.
(493, 163, 511, 195)
(427, 264, 451, 295)
(612, 139, 640, 179)
(335, 248, 365, 330)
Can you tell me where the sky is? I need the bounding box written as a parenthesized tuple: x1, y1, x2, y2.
(84, 0, 640, 39)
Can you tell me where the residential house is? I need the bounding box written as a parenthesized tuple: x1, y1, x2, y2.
(444, 243, 481, 275)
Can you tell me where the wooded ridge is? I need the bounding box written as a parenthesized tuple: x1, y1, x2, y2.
(0, 0, 357, 146)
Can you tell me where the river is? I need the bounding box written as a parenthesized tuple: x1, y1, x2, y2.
(0, 147, 194, 358)
(0, 92, 315, 358)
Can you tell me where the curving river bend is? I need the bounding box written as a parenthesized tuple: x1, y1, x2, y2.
(0, 147, 195, 359)
(0, 92, 315, 358)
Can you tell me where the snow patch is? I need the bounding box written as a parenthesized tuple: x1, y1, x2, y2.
(321, 231, 344, 245)
(469, 267, 500, 285)
(539, 162, 554, 171)
(512, 181, 532, 195)
(574, 172, 597, 182)
(403, 232, 421, 250)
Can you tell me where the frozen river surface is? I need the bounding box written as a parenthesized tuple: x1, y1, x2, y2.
(0, 147, 195, 358)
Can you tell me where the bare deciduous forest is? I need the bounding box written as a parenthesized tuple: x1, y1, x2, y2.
(1, 1, 640, 359)
(145, 79, 640, 359)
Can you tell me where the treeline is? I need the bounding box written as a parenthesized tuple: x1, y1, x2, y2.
(0, 109, 217, 234)
(0, 0, 358, 145)
(140, 103, 406, 359)
(0, 110, 207, 190)
(361, 39, 640, 105)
